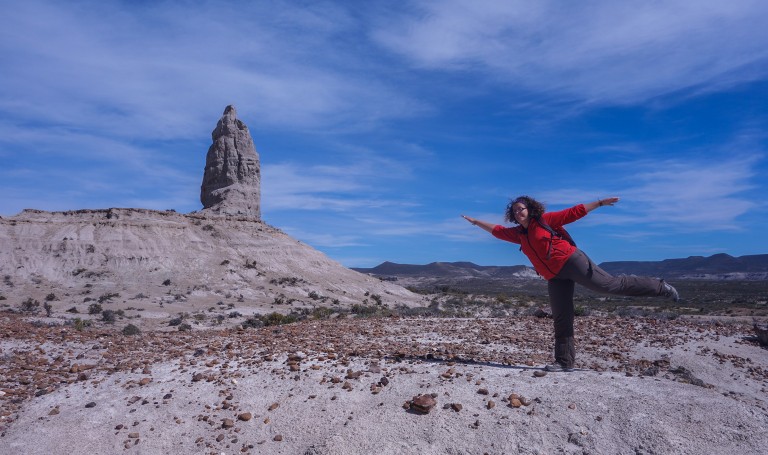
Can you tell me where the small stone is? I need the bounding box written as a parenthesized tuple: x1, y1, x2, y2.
(222, 418, 235, 429)
(216, 434, 225, 442)
(410, 394, 437, 414)
(268, 403, 279, 411)
(139, 378, 151, 386)
(450, 403, 463, 412)
(163, 393, 172, 400)
(48, 407, 60, 416)
(487, 400, 495, 410)
(477, 388, 489, 395)
(274, 435, 283, 442)
(533, 370, 547, 378)
(85, 402, 96, 408)
(128, 432, 139, 439)
(238, 413, 252, 421)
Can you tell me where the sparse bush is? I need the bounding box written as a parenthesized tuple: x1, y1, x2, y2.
(220, 260, 230, 265)
(178, 323, 192, 332)
(44, 302, 53, 317)
(71, 318, 91, 332)
(162, 279, 172, 286)
(228, 311, 242, 318)
(168, 316, 183, 326)
(45, 293, 57, 301)
(0, 295, 6, 300)
(261, 312, 297, 326)
(98, 292, 119, 303)
(122, 324, 141, 336)
(101, 310, 116, 323)
(66, 306, 78, 313)
(370, 294, 382, 305)
(242, 317, 263, 329)
(308, 291, 320, 300)
(88, 303, 103, 314)
(574, 305, 591, 317)
(21, 298, 40, 314)
(311, 307, 334, 320)
(244, 259, 258, 269)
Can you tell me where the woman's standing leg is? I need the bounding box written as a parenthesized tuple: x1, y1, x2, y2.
(548, 278, 576, 369)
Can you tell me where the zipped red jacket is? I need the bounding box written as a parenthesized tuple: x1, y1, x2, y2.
(491, 204, 587, 280)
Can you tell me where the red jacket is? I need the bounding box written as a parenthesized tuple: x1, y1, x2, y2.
(492, 204, 587, 280)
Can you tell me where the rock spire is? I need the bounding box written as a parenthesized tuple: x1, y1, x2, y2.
(200, 105, 261, 217)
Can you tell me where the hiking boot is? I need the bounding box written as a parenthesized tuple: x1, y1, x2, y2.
(661, 280, 680, 302)
(544, 362, 574, 372)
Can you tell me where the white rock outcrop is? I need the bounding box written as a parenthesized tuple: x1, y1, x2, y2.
(200, 105, 261, 217)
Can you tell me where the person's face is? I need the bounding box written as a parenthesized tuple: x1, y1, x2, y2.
(512, 202, 529, 224)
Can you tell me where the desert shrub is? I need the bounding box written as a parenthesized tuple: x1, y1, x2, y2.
(242, 317, 263, 329)
(178, 323, 192, 332)
(244, 260, 258, 269)
(122, 324, 141, 336)
(311, 307, 334, 320)
(73, 268, 87, 276)
(168, 316, 183, 326)
(45, 293, 57, 301)
(101, 310, 116, 323)
(260, 312, 297, 326)
(0, 295, 6, 300)
(370, 294, 383, 305)
(308, 291, 320, 300)
(162, 279, 172, 286)
(228, 311, 242, 318)
(44, 302, 53, 317)
(202, 224, 215, 231)
(98, 292, 119, 303)
(88, 303, 103, 314)
(70, 318, 92, 331)
(350, 304, 391, 318)
(574, 305, 591, 317)
(220, 259, 230, 265)
(21, 298, 40, 314)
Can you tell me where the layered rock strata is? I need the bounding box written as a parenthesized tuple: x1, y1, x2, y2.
(200, 105, 261, 217)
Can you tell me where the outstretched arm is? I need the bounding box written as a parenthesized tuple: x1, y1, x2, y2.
(584, 196, 620, 213)
(461, 215, 495, 233)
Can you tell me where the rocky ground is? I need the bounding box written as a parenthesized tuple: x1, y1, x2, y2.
(1, 312, 767, 454)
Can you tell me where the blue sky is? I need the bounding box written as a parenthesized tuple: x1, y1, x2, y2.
(1, 0, 767, 268)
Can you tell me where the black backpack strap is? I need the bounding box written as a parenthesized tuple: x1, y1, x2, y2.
(535, 216, 576, 247)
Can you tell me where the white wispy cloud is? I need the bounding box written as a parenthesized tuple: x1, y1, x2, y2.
(0, 0, 426, 140)
(373, 0, 768, 104)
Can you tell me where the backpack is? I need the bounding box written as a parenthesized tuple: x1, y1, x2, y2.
(535, 216, 576, 247)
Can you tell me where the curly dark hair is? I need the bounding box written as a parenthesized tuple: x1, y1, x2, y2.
(504, 195, 546, 224)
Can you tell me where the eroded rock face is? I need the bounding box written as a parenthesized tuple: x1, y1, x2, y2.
(200, 105, 261, 217)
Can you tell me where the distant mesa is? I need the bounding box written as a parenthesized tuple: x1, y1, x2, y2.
(200, 105, 261, 218)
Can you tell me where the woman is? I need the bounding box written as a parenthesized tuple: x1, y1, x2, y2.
(462, 195, 679, 372)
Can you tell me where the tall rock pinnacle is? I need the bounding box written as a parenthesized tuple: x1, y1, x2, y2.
(200, 106, 261, 218)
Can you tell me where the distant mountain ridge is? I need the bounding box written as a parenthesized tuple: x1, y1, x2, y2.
(354, 253, 768, 281)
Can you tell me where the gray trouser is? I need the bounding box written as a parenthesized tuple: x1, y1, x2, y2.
(547, 249, 665, 366)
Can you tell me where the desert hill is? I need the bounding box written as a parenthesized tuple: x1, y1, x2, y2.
(0, 106, 421, 330)
(0, 208, 420, 329)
